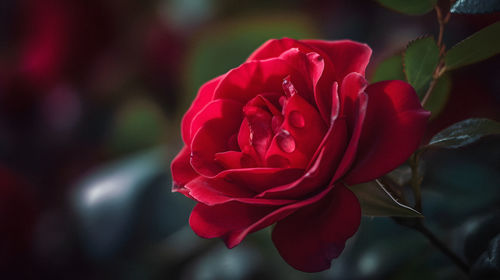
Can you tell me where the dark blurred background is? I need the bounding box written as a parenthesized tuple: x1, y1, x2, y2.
(0, 0, 499, 279)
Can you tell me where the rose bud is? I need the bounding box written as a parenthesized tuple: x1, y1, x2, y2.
(171, 38, 430, 272)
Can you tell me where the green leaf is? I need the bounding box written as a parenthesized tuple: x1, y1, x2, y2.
(349, 180, 423, 217)
(451, 0, 500, 14)
(424, 73, 451, 119)
(445, 22, 500, 71)
(427, 118, 500, 149)
(376, 0, 437, 15)
(371, 54, 405, 83)
(404, 37, 440, 95)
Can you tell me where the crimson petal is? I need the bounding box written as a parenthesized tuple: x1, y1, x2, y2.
(344, 80, 430, 185)
(272, 184, 361, 273)
(265, 93, 327, 169)
(181, 75, 224, 144)
(185, 177, 296, 206)
(247, 38, 314, 61)
(190, 202, 278, 244)
(171, 145, 198, 196)
(303, 40, 372, 83)
(191, 182, 338, 249)
(189, 99, 244, 176)
(213, 57, 292, 104)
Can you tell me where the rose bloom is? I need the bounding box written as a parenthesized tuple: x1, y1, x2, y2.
(171, 38, 429, 272)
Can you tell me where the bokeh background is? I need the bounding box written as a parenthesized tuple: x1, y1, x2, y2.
(1, 0, 499, 279)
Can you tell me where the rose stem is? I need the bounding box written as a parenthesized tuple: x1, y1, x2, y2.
(393, 217, 470, 274)
(403, 1, 470, 274)
(421, 3, 452, 107)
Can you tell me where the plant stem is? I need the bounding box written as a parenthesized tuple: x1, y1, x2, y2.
(400, 1, 470, 274)
(394, 217, 470, 274)
(421, 5, 450, 107)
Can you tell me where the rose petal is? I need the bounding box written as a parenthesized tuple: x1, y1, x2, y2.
(272, 183, 361, 272)
(302, 39, 372, 83)
(214, 167, 303, 193)
(182, 75, 224, 144)
(332, 88, 368, 182)
(214, 151, 257, 169)
(265, 93, 327, 169)
(344, 80, 430, 185)
(191, 181, 338, 249)
(171, 145, 199, 196)
(190, 99, 243, 142)
(258, 118, 348, 199)
(213, 57, 292, 104)
(190, 117, 242, 177)
(339, 72, 368, 130)
(247, 38, 315, 61)
(190, 201, 278, 241)
(258, 83, 347, 199)
(185, 177, 296, 206)
(278, 49, 326, 108)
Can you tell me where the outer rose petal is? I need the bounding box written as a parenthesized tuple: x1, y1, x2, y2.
(185, 177, 296, 206)
(181, 75, 224, 144)
(344, 80, 430, 185)
(272, 184, 361, 273)
(189, 100, 244, 176)
(213, 57, 292, 104)
(213, 167, 303, 193)
(190, 202, 278, 241)
(302, 40, 372, 83)
(171, 145, 198, 195)
(330, 73, 369, 181)
(246, 38, 315, 61)
(191, 182, 338, 249)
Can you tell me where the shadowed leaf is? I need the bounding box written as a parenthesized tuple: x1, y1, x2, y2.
(371, 54, 405, 83)
(404, 37, 440, 95)
(376, 0, 437, 15)
(424, 73, 451, 119)
(349, 180, 422, 217)
(427, 118, 500, 149)
(445, 22, 500, 70)
(451, 0, 500, 14)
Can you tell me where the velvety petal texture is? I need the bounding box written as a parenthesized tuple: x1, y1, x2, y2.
(171, 37, 429, 273)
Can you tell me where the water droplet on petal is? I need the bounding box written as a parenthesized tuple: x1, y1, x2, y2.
(276, 129, 295, 153)
(289, 110, 305, 128)
(282, 77, 297, 97)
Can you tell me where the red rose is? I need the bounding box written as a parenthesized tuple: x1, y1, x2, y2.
(171, 38, 429, 272)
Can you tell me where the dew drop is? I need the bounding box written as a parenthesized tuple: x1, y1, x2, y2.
(289, 110, 305, 128)
(282, 77, 297, 97)
(276, 129, 296, 153)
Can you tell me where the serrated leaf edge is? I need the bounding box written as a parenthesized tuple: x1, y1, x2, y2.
(403, 36, 439, 93)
